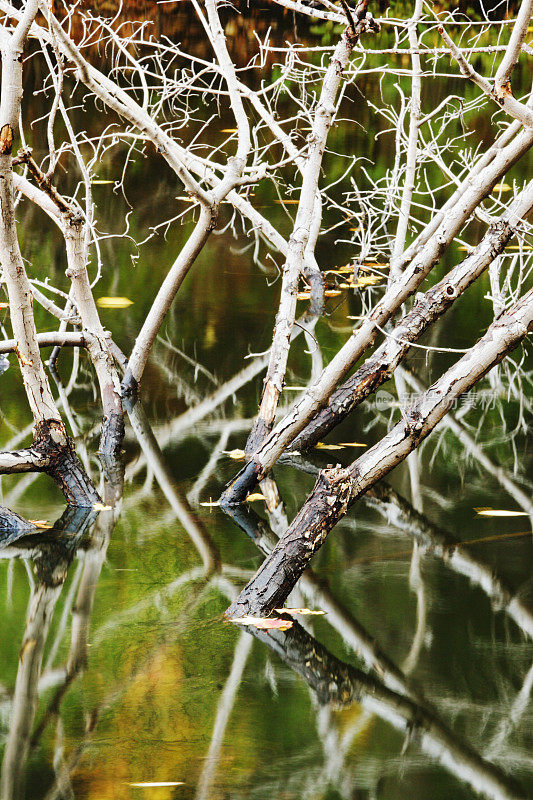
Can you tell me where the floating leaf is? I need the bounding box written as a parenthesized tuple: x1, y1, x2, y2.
(93, 502, 112, 511)
(176, 196, 195, 202)
(324, 289, 342, 297)
(356, 275, 382, 288)
(315, 442, 344, 450)
(223, 449, 246, 460)
(97, 297, 133, 309)
(457, 245, 471, 251)
(91, 179, 114, 185)
(200, 500, 220, 507)
(337, 442, 367, 448)
(297, 291, 311, 300)
(274, 608, 326, 615)
(245, 493, 266, 502)
(230, 616, 293, 631)
(129, 783, 185, 789)
(474, 507, 529, 517)
(493, 183, 512, 192)
(274, 199, 300, 204)
(28, 519, 52, 528)
(506, 244, 533, 250)
(220, 128, 238, 133)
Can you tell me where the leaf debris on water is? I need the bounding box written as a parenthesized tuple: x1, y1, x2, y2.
(230, 616, 293, 631)
(128, 782, 185, 788)
(474, 507, 529, 517)
(223, 449, 246, 460)
(246, 493, 266, 502)
(274, 608, 326, 615)
(97, 297, 133, 309)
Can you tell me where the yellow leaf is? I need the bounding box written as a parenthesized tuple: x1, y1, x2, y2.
(220, 128, 238, 133)
(274, 199, 300, 204)
(97, 297, 133, 309)
(297, 291, 311, 300)
(324, 289, 342, 297)
(457, 245, 471, 251)
(91, 179, 114, 185)
(28, 519, 52, 528)
(506, 244, 533, 250)
(493, 183, 511, 192)
(200, 500, 220, 507)
(245, 493, 266, 502)
(356, 275, 382, 288)
(223, 449, 246, 460)
(176, 196, 195, 202)
(315, 442, 344, 450)
(274, 608, 326, 615)
(337, 442, 367, 448)
(230, 616, 293, 631)
(474, 507, 528, 517)
(129, 783, 185, 789)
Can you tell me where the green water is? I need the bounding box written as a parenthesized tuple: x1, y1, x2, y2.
(0, 5, 532, 799)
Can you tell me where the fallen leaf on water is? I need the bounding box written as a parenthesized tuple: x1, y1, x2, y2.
(91, 179, 114, 185)
(97, 297, 133, 309)
(129, 782, 185, 788)
(506, 244, 533, 250)
(356, 275, 382, 288)
(338, 282, 353, 289)
(297, 291, 311, 300)
(324, 289, 342, 297)
(315, 442, 344, 450)
(29, 519, 52, 528)
(274, 608, 326, 615)
(220, 128, 238, 133)
(223, 449, 246, 460)
(246, 493, 266, 502)
(176, 196, 195, 202)
(474, 507, 529, 517)
(93, 502, 112, 511)
(457, 245, 471, 251)
(200, 500, 220, 507)
(337, 442, 367, 448)
(274, 199, 300, 204)
(493, 183, 511, 192)
(230, 616, 293, 631)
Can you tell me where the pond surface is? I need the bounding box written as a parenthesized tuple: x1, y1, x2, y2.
(1, 4, 532, 800)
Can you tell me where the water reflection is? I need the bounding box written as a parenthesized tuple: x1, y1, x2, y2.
(0, 396, 531, 798)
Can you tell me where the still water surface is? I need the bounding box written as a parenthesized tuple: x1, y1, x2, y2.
(1, 5, 532, 799)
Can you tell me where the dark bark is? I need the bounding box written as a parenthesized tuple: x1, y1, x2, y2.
(34, 421, 101, 506)
(227, 292, 533, 616)
(0, 421, 100, 506)
(0, 507, 34, 535)
(221, 216, 521, 504)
